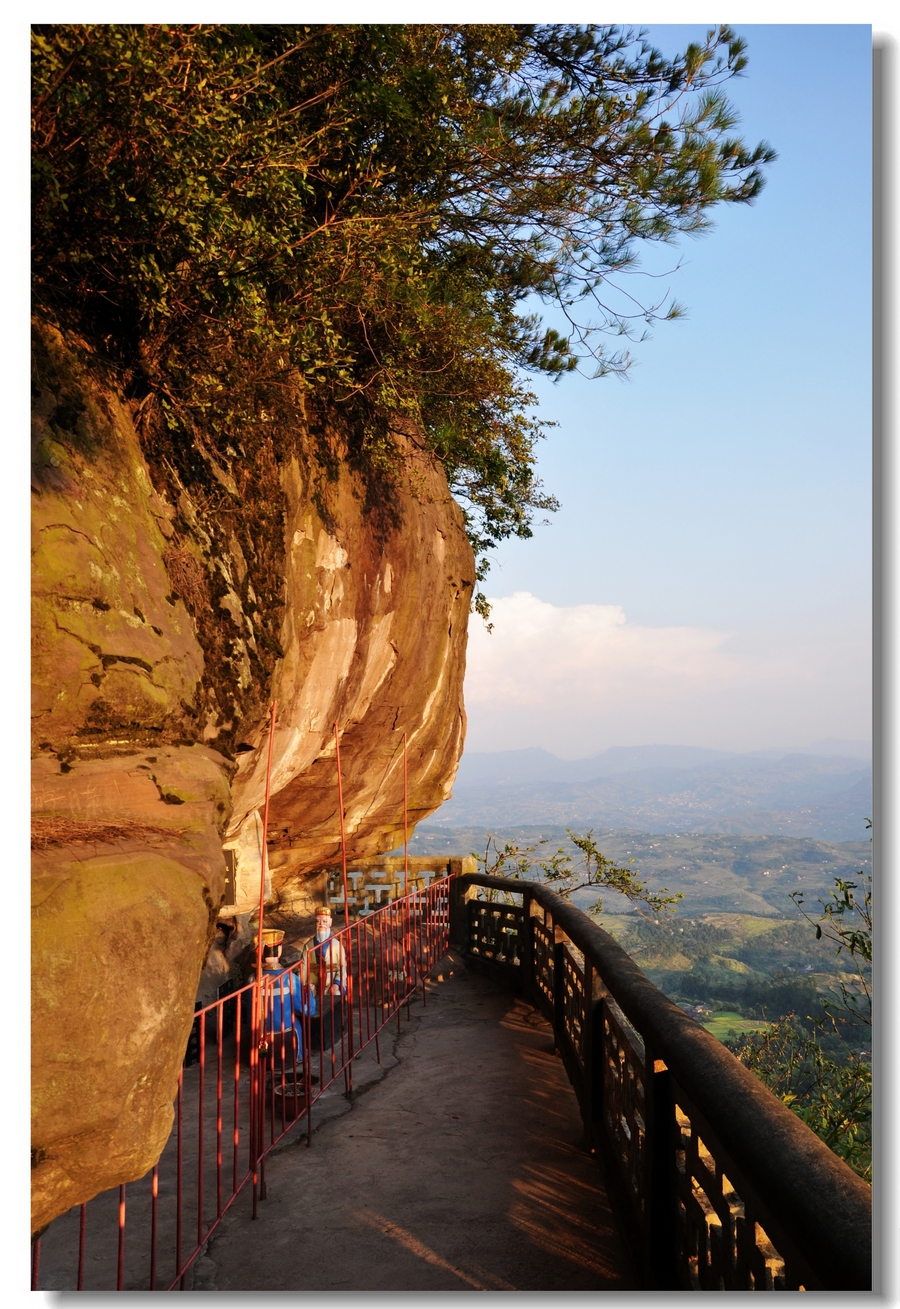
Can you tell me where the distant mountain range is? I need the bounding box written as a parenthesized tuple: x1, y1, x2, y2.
(435, 744, 872, 842)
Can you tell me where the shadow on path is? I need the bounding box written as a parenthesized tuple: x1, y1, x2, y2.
(194, 954, 636, 1291)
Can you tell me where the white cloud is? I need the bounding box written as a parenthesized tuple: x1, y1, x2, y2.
(463, 592, 870, 756)
(467, 592, 740, 703)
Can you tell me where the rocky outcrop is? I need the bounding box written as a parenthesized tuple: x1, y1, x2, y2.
(31, 749, 230, 1233)
(31, 321, 474, 1231)
(31, 324, 234, 1232)
(227, 431, 472, 908)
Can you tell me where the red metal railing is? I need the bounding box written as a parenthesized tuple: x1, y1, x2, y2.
(32, 875, 452, 1291)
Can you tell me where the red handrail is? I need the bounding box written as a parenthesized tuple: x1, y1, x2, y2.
(32, 875, 453, 1291)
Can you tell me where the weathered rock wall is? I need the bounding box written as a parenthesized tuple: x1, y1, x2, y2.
(31, 750, 230, 1234)
(229, 430, 472, 904)
(31, 321, 474, 1231)
(31, 323, 234, 1232)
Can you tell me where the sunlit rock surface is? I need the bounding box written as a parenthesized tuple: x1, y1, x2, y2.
(229, 433, 472, 908)
(31, 321, 473, 1230)
(31, 751, 229, 1234)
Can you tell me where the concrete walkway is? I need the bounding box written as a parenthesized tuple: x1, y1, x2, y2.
(190, 953, 636, 1291)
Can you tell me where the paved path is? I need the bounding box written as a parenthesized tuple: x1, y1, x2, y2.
(191, 954, 636, 1291)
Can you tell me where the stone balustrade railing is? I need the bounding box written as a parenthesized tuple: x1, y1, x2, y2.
(450, 872, 872, 1292)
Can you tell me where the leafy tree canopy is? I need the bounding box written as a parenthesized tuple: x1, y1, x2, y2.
(32, 23, 774, 593)
(729, 828, 872, 1181)
(476, 828, 682, 917)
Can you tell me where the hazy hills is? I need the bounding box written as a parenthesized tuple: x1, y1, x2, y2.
(407, 824, 872, 918)
(407, 743, 872, 917)
(435, 744, 871, 842)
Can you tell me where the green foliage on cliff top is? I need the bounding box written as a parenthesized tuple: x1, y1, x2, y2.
(33, 24, 773, 582)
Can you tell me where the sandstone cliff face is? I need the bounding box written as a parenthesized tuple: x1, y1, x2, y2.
(31, 322, 474, 1231)
(229, 435, 471, 906)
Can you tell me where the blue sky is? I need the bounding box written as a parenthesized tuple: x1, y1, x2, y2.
(464, 24, 872, 758)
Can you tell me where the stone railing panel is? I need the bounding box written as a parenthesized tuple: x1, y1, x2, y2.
(450, 872, 871, 1292)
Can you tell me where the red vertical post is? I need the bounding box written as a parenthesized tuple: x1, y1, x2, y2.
(197, 1011, 205, 1247)
(233, 992, 242, 1195)
(175, 1071, 183, 1282)
(366, 918, 380, 1062)
(355, 925, 364, 1051)
(253, 701, 278, 1217)
(418, 880, 428, 1008)
(302, 975, 313, 1147)
(362, 922, 373, 1046)
(149, 1168, 158, 1291)
(402, 733, 413, 1015)
(382, 908, 390, 1021)
(316, 944, 328, 1091)
(116, 1184, 126, 1290)
(78, 1201, 87, 1291)
(258, 981, 268, 1202)
(216, 1003, 223, 1218)
(327, 949, 337, 1087)
(277, 974, 287, 1135)
(256, 701, 279, 997)
(293, 967, 301, 1104)
(397, 905, 405, 1026)
(333, 722, 355, 1081)
(344, 933, 354, 1097)
(403, 732, 409, 897)
(333, 722, 351, 926)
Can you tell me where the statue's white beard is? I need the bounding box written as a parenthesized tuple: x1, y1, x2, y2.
(316, 927, 330, 942)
